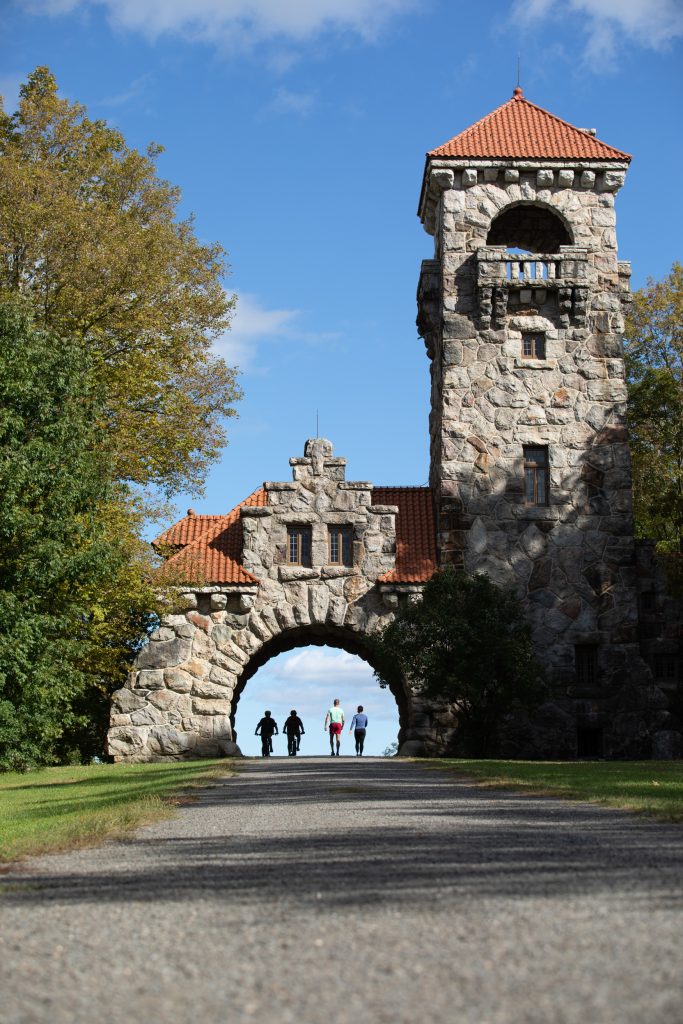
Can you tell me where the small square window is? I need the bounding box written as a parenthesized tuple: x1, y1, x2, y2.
(523, 446, 549, 505)
(328, 526, 353, 566)
(654, 655, 677, 682)
(287, 526, 311, 566)
(575, 644, 598, 688)
(522, 332, 546, 359)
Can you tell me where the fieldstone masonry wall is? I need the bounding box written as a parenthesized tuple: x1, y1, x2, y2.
(417, 156, 678, 757)
(108, 440, 447, 762)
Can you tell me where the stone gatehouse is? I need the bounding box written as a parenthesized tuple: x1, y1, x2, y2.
(108, 89, 681, 762)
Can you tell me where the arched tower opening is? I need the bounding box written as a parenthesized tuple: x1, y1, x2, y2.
(486, 202, 573, 253)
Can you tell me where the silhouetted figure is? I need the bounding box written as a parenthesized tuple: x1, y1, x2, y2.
(255, 710, 278, 757)
(350, 705, 368, 755)
(283, 710, 305, 756)
(324, 698, 345, 756)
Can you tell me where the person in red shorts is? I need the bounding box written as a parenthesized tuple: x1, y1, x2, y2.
(324, 698, 345, 756)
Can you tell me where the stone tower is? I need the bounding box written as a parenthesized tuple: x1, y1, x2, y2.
(417, 89, 654, 756)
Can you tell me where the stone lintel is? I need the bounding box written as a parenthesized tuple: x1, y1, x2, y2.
(278, 566, 319, 583)
(264, 481, 297, 491)
(367, 505, 399, 515)
(279, 513, 317, 524)
(240, 506, 272, 517)
(339, 482, 373, 490)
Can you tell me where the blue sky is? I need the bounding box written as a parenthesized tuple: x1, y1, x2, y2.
(3, 0, 682, 750)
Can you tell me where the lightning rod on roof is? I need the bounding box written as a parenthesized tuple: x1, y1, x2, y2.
(516, 53, 520, 89)
(316, 409, 319, 438)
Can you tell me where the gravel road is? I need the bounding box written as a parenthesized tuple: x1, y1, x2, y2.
(1, 757, 682, 1024)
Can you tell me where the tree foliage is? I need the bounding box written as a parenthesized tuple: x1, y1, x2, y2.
(0, 68, 233, 766)
(0, 301, 131, 768)
(0, 67, 241, 495)
(625, 262, 683, 557)
(372, 568, 546, 757)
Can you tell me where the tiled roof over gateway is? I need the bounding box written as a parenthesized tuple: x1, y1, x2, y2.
(155, 490, 267, 585)
(154, 486, 437, 586)
(429, 89, 631, 162)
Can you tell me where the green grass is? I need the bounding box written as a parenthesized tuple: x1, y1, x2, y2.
(432, 759, 683, 822)
(0, 760, 232, 863)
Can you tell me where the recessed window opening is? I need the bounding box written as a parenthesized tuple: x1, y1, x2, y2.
(523, 446, 549, 506)
(328, 526, 353, 566)
(654, 654, 677, 682)
(577, 726, 603, 758)
(288, 526, 311, 566)
(522, 333, 546, 359)
(575, 644, 598, 688)
(487, 203, 572, 253)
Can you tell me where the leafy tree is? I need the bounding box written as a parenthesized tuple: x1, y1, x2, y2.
(372, 568, 546, 757)
(625, 262, 683, 556)
(0, 69, 240, 764)
(0, 66, 241, 496)
(0, 300, 130, 769)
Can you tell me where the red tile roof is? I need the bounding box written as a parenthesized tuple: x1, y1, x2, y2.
(155, 486, 437, 586)
(155, 514, 228, 549)
(155, 490, 266, 585)
(429, 89, 631, 162)
(373, 487, 437, 584)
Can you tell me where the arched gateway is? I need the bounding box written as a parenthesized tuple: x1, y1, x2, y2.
(109, 89, 680, 763)
(108, 438, 445, 761)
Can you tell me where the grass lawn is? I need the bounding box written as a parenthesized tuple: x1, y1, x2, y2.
(0, 759, 232, 864)
(434, 759, 683, 822)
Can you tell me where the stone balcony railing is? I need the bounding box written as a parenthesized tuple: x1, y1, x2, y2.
(476, 245, 589, 327)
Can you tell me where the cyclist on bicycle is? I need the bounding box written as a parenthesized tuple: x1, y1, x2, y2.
(255, 710, 278, 757)
(283, 710, 305, 756)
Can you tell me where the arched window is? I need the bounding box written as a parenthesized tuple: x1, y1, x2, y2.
(487, 203, 573, 253)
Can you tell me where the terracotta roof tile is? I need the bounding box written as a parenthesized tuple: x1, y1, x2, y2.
(157, 489, 266, 585)
(373, 487, 437, 584)
(429, 89, 630, 162)
(156, 486, 437, 587)
(155, 514, 227, 549)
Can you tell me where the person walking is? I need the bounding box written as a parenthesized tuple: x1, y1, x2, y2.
(283, 710, 305, 756)
(324, 698, 345, 756)
(255, 710, 278, 757)
(349, 705, 368, 756)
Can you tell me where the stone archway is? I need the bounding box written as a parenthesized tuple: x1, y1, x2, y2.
(107, 439, 447, 762)
(229, 624, 410, 750)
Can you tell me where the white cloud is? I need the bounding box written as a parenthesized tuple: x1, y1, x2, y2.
(214, 292, 339, 371)
(512, 0, 683, 64)
(27, 0, 416, 50)
(267, 86, 316, 117)
(280, 647, 374, 683)
(98, 73, 152, 108)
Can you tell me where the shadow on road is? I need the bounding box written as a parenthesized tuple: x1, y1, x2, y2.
(3, 758, 682, 911)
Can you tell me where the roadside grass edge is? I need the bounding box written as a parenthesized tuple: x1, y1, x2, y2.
(0, 760, 236, 865)
(421, 758, 683, 824)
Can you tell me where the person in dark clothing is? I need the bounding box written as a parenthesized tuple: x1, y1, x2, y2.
(283, 710, 305, 756)
(255, 710, 278, 757)
(349, 705, 368, 755)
